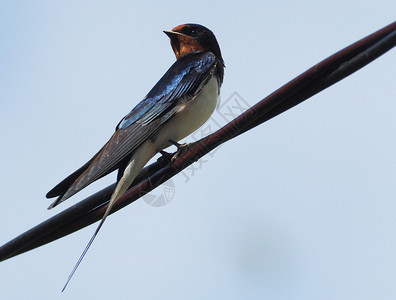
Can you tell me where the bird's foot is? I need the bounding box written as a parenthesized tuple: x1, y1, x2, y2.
(159, 149, 173, 163)
(159, 140, 198, 163)
(168, 139, 185, 149)
(169, 140, 200, 161)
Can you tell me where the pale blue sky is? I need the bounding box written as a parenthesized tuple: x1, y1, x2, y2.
(1, 1, 395, 299)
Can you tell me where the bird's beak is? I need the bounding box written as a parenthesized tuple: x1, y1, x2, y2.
(163, 30, 185, 58)
(163, 30, 184, 38)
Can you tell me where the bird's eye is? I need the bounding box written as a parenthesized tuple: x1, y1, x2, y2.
(181, 26, 199, 36)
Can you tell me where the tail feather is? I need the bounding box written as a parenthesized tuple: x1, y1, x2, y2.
(46, 159, 93, 198)
(46, 146, 107, 209)
(61, 141, 156, 291)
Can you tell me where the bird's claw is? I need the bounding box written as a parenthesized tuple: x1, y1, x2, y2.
(158, 149, 173, 163)
(168, 139, 185, 149)
(171, 141, 198, 161)
(159, 140, 197, 163)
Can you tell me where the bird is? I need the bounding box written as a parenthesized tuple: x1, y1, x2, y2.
(46, 23, 224, 290)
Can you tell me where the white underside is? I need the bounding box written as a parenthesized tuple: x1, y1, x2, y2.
(151, 76, 219, 150)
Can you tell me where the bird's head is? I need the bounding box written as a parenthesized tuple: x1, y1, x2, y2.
(164, 23, 224, 65)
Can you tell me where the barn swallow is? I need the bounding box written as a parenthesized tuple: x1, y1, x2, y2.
(46, 23, 224, 290)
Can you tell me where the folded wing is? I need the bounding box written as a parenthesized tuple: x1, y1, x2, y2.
(47, 52, 218, 208)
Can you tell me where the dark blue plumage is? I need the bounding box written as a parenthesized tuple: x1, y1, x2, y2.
(117, 52, 217, 130)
